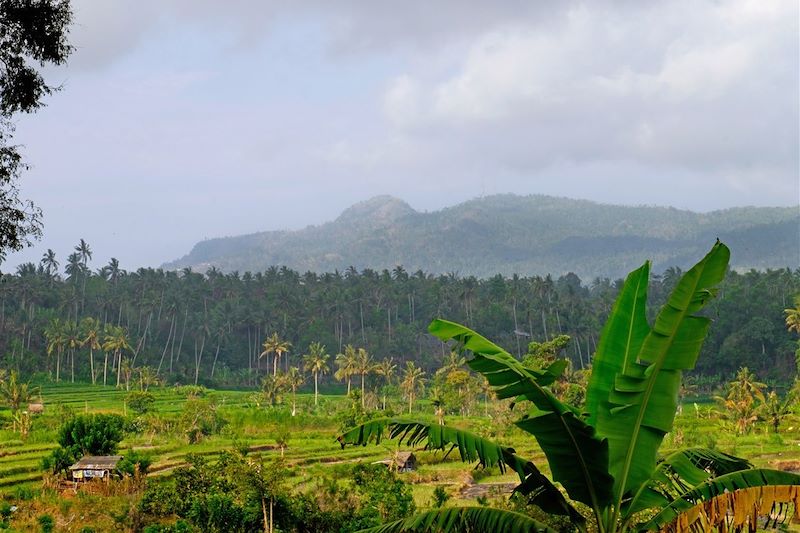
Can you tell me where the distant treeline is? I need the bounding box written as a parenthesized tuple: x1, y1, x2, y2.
(1, 249, 798, 387)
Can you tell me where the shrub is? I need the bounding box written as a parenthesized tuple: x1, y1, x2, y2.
(126, 391, 156, 415)
(37, 514, 54, 533)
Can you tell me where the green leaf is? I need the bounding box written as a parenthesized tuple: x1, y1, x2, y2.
(637, 469, 800, 531)
(624, 447, 752, 515)
(594, 241, 730, 502)
(585, 261, 651, 428)
(337, 418, 580, 520)
(360, 506, 558, 533)
(429, 319, 614, 511)
(338, 418, 524, 475)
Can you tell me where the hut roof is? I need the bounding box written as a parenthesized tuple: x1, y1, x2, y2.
(68, 455, 123, 471)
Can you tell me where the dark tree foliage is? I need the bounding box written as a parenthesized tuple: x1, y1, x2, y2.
(0, 0, 72, 259)
(43, 413, 125, 472)
(1, 251, 797, 388)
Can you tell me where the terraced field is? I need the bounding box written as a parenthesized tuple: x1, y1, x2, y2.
(1, 383, 798, 511)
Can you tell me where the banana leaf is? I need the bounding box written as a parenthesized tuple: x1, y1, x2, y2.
(337, 419, 581, 520)
(360, 506, 558, 533)
(624, 447, 752, 515)
(590, 241, 729, 503)
(429, 319, 614, 511)
(637, 468, 800, 531)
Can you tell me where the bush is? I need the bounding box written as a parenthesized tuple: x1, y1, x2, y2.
(140, 482, 181, 517)
(117, 449, 153, 476)
(180, 399, 226, 444)
(126, 391, 156, 415)
(37, 514, 54, 533)
(44, 413, 127, 473)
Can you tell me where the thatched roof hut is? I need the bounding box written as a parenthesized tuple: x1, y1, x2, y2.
(373, 451, 417, 472)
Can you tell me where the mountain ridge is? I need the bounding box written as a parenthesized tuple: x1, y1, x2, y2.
(164, 194, 800, 279)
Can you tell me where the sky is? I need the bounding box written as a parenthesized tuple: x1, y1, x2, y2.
(5, 0, 799, 271)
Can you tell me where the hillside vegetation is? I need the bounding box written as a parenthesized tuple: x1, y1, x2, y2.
(165, 194, 799, 279)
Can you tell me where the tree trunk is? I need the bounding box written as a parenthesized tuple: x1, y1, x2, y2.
(261, 496, 269, 533)
(361, 372, 366, 407)
(116, 350, 122, 388)
(211, 338, 221, 379)
(89, 347, 95, 384)
(103, 352, 109, 386)
(314, 372, 319, 406)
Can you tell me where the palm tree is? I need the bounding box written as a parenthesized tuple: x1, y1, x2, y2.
(75, 238, 92, 267)
(400, 361, 426, 414)
(436, 350, 466, 378)
(40, 249, 58, 285)
(763, 391, 793, 434)
(260, 333, 292, 376)
(136, 366, 160, 392)
(80, 317, 101, 384)
(0, 371, 38, 432)
(785, 296, 800, 334)
(63, 320, 81, 383)
(284, 367, 304, 416)
(374, 357, 397, 410)
(103, 325, 131, 388)
(430, 386, 446, 425)
(44, 318, 65, 382)
(302, 342, 329, 406)
(334, 345, 357, 394)
(355, 347, 373, 407)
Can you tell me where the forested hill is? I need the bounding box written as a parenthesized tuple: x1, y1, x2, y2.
(165, 195, 800, 279)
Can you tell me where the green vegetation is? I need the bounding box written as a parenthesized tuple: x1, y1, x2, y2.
(3, 236, 798, 396)
(340, 242, 800, 532)
(166, 194, 799, 279)
(0, 242, 797, 531)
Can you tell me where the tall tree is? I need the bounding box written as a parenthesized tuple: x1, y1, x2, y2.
(0, 0, 73, 260)
(43, 318, 64, 382)
(80, 317, 101, 384)
(284, 366, 304, 416)
(400, 361, 425, 414)
(355, 347, 373, 407)
(260, 333, 291, 377)
(102, 325, 131, 388)
(302, 342, 329, 407)
(334, 344, 357, 394)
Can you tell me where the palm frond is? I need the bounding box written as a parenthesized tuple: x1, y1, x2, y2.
(360, 506, 558, 533)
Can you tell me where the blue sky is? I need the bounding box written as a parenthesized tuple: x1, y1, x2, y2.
(5, 0, 799, 271)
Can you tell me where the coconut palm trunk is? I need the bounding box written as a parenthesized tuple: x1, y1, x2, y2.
(314, 371, 319, 406)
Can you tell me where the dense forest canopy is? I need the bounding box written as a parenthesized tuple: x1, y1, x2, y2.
(2, 243, 797, 389)
(165, 194, 800, 280)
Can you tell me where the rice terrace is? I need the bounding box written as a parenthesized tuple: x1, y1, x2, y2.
(0, 0, 799, 532)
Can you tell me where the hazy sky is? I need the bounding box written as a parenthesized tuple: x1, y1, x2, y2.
(5, 0, 799, 271)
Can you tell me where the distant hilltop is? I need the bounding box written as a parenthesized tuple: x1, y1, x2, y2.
(164, 194, 800, 279)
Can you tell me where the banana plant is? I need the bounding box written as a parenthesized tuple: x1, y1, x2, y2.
(338, 241, 800, 532)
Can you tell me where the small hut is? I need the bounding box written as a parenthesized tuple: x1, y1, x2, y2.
(27, 403, 44, 414)
(373, 451, 417, 472)
(69, 455, 123, 482)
